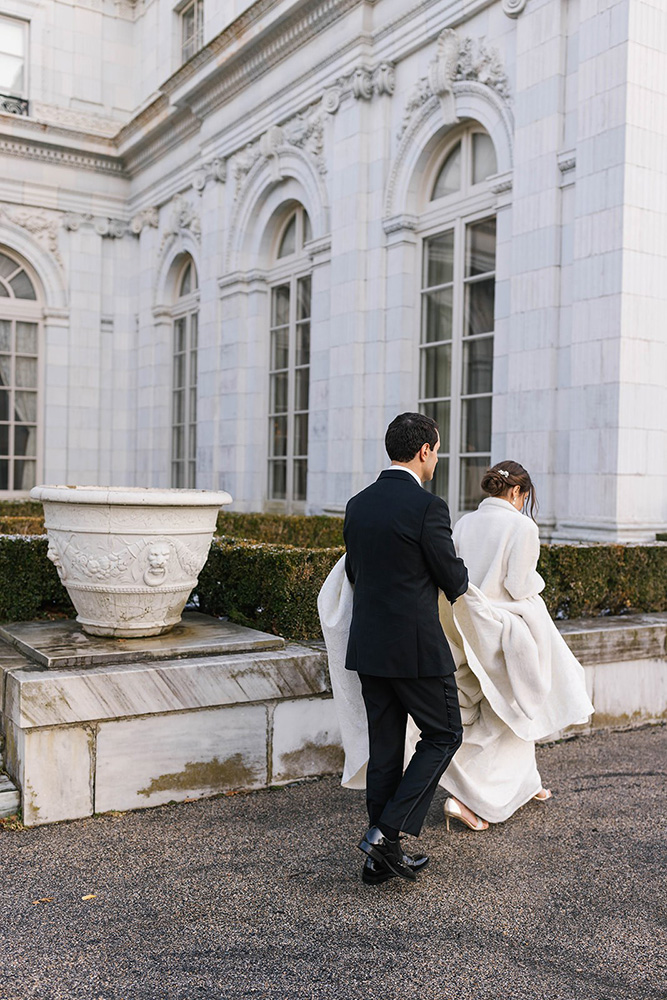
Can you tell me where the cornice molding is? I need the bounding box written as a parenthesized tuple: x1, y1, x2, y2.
(0, 136, 126, 177)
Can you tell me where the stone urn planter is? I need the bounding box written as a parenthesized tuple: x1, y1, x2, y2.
(30, 486, 232, 637)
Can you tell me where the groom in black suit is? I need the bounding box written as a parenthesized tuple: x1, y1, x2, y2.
(343, 412, 468, 884)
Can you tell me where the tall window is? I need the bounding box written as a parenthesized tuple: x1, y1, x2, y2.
(181, 0, 203, 63)
(0, 15, 28, 115)
(419, 127, 497, 514)
(0, 250, 39, 491)
(171, 259, 198, 488)
(268, 207, 312, 506)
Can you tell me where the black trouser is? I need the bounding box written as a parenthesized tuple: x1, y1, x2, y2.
(359, 672, 463, 838)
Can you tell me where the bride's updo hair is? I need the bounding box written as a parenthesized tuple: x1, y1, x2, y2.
(481, 460, 538, 520)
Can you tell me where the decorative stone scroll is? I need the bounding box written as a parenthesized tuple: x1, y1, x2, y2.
(502, 0, 528, 17)
(322, 61, 396, 114)
(159, 195, 202, 251)
(399, 30, 511, 138)
(0, 206, 63, 265)
(130, 206, 159, 235)
(62, 213, 128, 239)
(193, 156, 227, 192)
(232, 105, 326, 192)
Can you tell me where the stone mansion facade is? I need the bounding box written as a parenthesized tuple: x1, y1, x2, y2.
(0, 0, 665, 541)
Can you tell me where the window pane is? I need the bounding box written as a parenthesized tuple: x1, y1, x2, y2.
(294, 368, 309, 411)
(269, 461, 287, 500)
(294, 413, 308, 456)
(271, 416, 287, 457)
(189, 387, 197, 424)
(0, 425, 8, 453)
(462, 336, 494, 395)
(465, 279, 495, 337)
(0, 390, 8, 420)
(426, 232, 454, 288)
(188, 423, 196, 458)
(15, 357, 37, 388)
(297, 276, 311, 321)
(14, 391, 36, 423)
(432, 143, 461, 200)
(9, 271, 36, 300)
(190, 311, 198, 348)
(272, 285, 290, 327)
(172, 462, 184, 488)
(421, 400, 450, 454)
(0, 254, 17, 279)
(271, 328, 288, 370)
(472, 133, 497, 185)
(172, 425, 184, 460)
(173, 390, 184, 425)
(460, 397, 492, 454)
(14, 424, 36, 457)
(0, 284, 8, 298)
(13, 459, 35, 491)
(422, 288, 452, 344)
(174, 318, 186, 354)
(16, 323, 37, 355)
(179, 262, 192, 297)
(173, 353, 185, 389)
(425, 455, 449, 501)
(295, 323, 310, 367)
(466, 218, 497, 277)
(0, 320, 11, 353)
(421, 344, 452, 400)
(277, 215, 297, 259)
(270, 372, 288, 414)
(189, 350, 197, 387)
(460, 457, 490, 512)
(0, 459, 7, 489)
(293, 459, 307, 501)
(0, 54, 24, 95)
(188, 462, 196, 489)
(303, 211, 312, 244)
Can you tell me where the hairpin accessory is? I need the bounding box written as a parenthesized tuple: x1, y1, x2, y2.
(498, 469, 509, 478)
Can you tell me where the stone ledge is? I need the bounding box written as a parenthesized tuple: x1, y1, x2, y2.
(0, 613, 284, 669)
(556, 613, 667, 665)
(4, 644, 329, 729)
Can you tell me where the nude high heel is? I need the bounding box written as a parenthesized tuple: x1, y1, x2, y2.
(444, 797, 488, 832)
(533, 788, 552, 801)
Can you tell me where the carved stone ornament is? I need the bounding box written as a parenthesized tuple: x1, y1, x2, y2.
(427, 29, 460, 125)
(352, 68, 373, 101)
(31, 485, 233, 638)
(192, 156, 227, 191)
(130, 206, 159, 235)
(62, 213, 128, 239)
(233, 105, 326, 191)
(160, 196, 202, 250)
(374, 63, 396, 97)
(0, 205, 63, 265)
(502, 0, 528, 16)
(322, 87, 342, 115)
(399, 31, 511, 138)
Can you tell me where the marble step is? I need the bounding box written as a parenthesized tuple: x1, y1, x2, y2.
(0, 758, 20, 819)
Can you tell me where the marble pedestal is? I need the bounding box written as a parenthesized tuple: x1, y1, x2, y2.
(0, 613, 342, 826)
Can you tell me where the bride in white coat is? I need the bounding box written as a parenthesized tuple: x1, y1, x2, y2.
(318, 460, 593, 834)
(433, 460, 593, 831)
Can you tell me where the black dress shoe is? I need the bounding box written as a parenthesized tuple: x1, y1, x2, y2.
(362, 856, 397, 885)
(358, 826, 416, 882)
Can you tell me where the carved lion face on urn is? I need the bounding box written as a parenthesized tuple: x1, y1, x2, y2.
(143, 541, 172, 586)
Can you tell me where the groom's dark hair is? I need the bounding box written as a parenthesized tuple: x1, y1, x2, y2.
(385, 412, 439, 462)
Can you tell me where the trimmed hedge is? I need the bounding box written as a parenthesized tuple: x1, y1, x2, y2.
(0, 536, 73, 622)
(0, 516, 46, 535)
(216, 511, 344, 548)
(197, 537, 344, 641)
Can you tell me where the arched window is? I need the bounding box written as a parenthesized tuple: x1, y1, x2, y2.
(171, 257, 198, 488)
(0, 249, 40, 492)
(420, 126, 497, 514)
(268, 206, 312, 506)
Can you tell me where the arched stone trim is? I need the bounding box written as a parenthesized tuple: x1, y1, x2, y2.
(0, 215, 67, 310)
(226, 146, 330, 272)
(384, 83, 514, 222)
(154, 232, 202, 309)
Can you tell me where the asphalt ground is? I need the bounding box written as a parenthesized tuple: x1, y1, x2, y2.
(0, 725, 665, 1000)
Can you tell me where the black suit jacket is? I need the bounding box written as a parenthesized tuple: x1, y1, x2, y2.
(343, 469, 469, 678)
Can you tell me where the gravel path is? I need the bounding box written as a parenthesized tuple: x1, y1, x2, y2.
(0, 725, 665, 1000)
